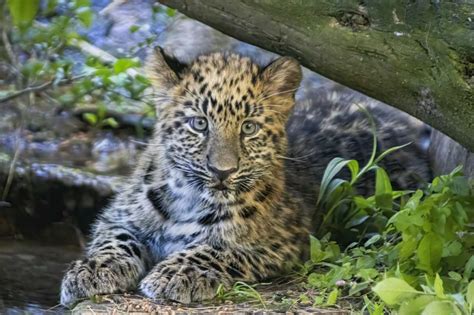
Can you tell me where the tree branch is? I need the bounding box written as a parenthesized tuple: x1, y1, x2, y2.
(0, 75, 87, 104)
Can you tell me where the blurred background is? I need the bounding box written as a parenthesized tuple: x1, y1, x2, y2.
(0, 0, 469, 313)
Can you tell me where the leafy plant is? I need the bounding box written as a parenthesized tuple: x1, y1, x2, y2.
(0, 0, 174, 126)
(304, 108, 474, 313)
(315, 106, 412, 245)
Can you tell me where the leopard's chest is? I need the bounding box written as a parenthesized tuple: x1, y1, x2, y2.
(143, 200, 250, 263)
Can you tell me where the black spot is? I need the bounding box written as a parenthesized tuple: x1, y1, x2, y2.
(99, 257, 114, 268)
(174, 121, 182, 128)
(88, 259, 96, 270)
(188, 256, 204, 266)
(99, 245, 114, 251)
(247, 88, 254, 98)
(202, 98, 209, 114)
(195, 252, 212, 262)
(181, 266, 195, 275)
(129, 242, 142, 258)
(264, 116, 274, 124)
(251, 74, 258, 85)
(255, 184, 273, 202)
(239, 206, 258, 219)
(264, 263, 279, 273)
(198, 211, 231, 225)
(226, 262, 245, 278)
(208, 261, 224, 272)
(118, 244, 134, 257)
(116, 233, 133, 242)
(199, 83, 208, 94)
(271, 242, 281, 251)
(144, 162, 156, 184)
(272, 134, 280, 145)
(147, 187, 170, 220)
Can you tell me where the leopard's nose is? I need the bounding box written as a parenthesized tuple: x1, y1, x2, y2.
(207, 163, 238, 181)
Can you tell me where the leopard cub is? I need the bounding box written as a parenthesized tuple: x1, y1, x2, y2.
(60, 48, 430, 306)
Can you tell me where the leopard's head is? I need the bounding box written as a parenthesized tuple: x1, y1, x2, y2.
(147, 47, 302, 198)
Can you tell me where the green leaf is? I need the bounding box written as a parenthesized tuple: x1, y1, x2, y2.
(433, 274, 444, 298)
(399, 295, 435, 315)
(374, 142, 412, 164)
(310, 235, 323, 263)
(417, 233, 443, 273)
(114, 58, 139, 74)
(356, 256, 375, 269)
(375, 167, 393, 209)
(325, 288, 338, 305)
(74, 0, 91, 8)
(317, 157, 355, 206)
(464, 256, 474, 280)
(83, 113, 97, 125)
(451, 176, 470, 196)
(420, 301, 461, 315)
(356, 268, 378, 281)
(77, 7, 93, 28)
(467, 281, 474, 306)
(166, 7, 176, 16)
(307, 273, 322, 288)
(129, 25, 140, 33)
(347, 159, 359, 182)
(372, 278, 420, 306)
(447, 271, 462, 282)
(7, 0, 40, 30)
(442, 240, 463, 257)
(354, 196, 372, 209)
(102, 117, 119, 128)
(45, 0, 58, 14)
(364, 234, 381, 247)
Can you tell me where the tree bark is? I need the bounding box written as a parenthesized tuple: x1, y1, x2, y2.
(159, 0, 474, 152)
(429, 130, 474, 178)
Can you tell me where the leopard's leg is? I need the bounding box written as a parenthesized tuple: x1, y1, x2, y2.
(139, 243, 297, 303)
(60, 221, 150, 307)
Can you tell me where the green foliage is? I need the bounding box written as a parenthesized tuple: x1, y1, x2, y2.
(2, 0, 154, 130)
(305, 109, 474, 313)
(315, 106, 414, 246)
(7, 0, 40, 30)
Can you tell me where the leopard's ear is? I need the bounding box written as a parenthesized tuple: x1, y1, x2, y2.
(146, 47, 187, 93)
(260, 56, 302, 99)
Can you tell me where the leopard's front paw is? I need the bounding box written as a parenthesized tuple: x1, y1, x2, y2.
(60, 257, 139, 307)
(139, 261, 229, 304)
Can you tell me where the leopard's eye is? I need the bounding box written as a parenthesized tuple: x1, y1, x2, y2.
(241, 121, 259, 136)
(189, 117, 208, 132)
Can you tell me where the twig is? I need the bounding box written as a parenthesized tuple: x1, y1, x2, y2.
(0, 74, 88, 103)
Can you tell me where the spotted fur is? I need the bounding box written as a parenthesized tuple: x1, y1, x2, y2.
(60, 48, 430, 306)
